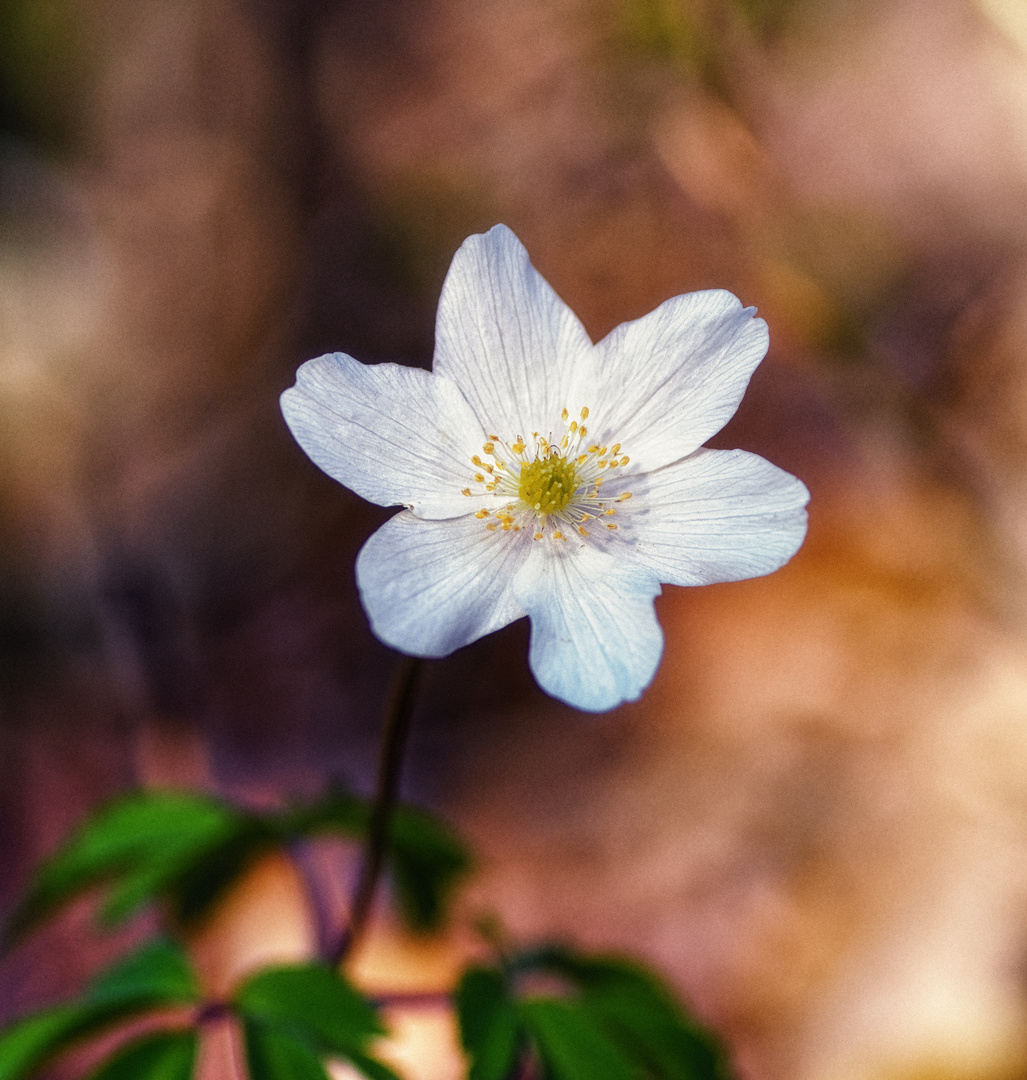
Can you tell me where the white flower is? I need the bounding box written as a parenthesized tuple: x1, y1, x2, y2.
(281, 225, 809, 712)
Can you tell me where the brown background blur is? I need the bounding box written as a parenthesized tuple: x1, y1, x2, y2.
(4, 0, 1027, 1078)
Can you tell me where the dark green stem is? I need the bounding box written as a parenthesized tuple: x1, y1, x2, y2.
(331, 656, 423, 966)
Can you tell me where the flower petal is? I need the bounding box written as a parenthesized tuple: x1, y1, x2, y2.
(281, 353, 486, 518)
(593, 291, 768, 473)
(356, 511, 529, 657)
(512, 544, 663, 712)
(627, 448, 809, 585)
(433, 225, 596, 440)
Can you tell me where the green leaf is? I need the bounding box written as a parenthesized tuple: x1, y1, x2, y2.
(526, 951, 728, 1080)
(243, 1022, 331, 1080)
(4, 791, 243, 942)
(0, 1006, 85, 1080)
(344, 1049, 404, 1080)
(456, 967, 520, 1080)
(87, 1030, 197, 1080)
(0, 939, 201, 1080)
(85, 939, 200, 1008)
(164, 820, 277, 926)
(234, 964, 383, 1057)
(519, 998, 640, 1080)
(386, 805, 472, 932)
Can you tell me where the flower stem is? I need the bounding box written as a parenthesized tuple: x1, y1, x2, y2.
(331, 655, 423, 967)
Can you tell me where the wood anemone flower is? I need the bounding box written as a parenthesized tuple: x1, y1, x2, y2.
(281, 225, 809, 712)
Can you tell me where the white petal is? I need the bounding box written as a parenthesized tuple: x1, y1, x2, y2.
(433, 225, 596, 440)
(628, 448, 809, 585)
(281, 353, 486, 518)
(593, 291, 768, 473)
(512, 544, 663, 712)
(356, 511, 529, 657)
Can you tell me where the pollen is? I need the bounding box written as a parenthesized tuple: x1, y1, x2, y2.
(518, 455, 578, 517)
(465, 407, 632, 544)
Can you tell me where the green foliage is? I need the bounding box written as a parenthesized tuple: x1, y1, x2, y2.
(457, 945, 730, 1080)
(243, 1023, 333, 1080)
(86, 1031, 197, 1080)
(4, 788, 471, 947)
(456, 967, 519, 1080)
(3, 792, 245, 941)
(0, 939, 199, 1080)
(235, 965, 399, 1080)
(387, 806, 473, 932)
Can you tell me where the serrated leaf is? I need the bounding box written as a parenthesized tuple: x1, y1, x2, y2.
(86, 1030, 197, 1080)
(4, 791, 242, 942)
(456, 966, 520, 1080)
(386, 806, 472, 932)
(243, 1022, 331, 1080)
(234, 964, 383, 1057)
(519, 998, 640, 1080)
(85, 939, 200, 1008)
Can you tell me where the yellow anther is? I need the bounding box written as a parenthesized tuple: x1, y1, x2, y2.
(619, 456, 629, 466)
(502, 523, 512, 530)
(472, 455, 483, 467)
(569, 421, 578, 434)
(462, 488, 472, 496)
(578, 525, 588, 536)
(617, 492, 633, 501)
(579, 426, 587, 437)
(580, 407, 589, 419)
(474, 473, 485, 483)
(605, 509, 616, 516)
(599, 446, 607, 456)
(482, 443, 494, 456)
(495, 460, 506, 470)
(486, 523, 497, 531)
(598, 461, 608, 469)
(588, 445, 599, 454)
(611, 443, 621, 455)
(553, 531, 566, 541)
(488, 433, 499, 441)
(512, 439, 526, 454)
(606, 523, 618, 530)
(561, 407, 569, 422)
(484, 464, 494, 473)
(560, 435, 569, 449)
(533, 532, 544, 541)
(475, 509, 489, 519)
(576, 455, 588, 465)
(485, 482, 497, 491)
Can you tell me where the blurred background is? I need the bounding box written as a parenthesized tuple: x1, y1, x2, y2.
(5, 0, 1027, 1077)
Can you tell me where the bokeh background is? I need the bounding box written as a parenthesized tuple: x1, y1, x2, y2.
(4, 0, 1027, 1077)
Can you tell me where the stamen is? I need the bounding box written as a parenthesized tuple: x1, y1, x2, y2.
(580, 407, 589, 419)
(606, 523, 618, 530)
(462, 488, 472, 496)
(482, 442, 494, 455)
(561, 407, 569, 422)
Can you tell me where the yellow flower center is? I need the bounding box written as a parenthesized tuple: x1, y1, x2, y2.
(518, 454, 578, 516)
(459, 406, 633, 541)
